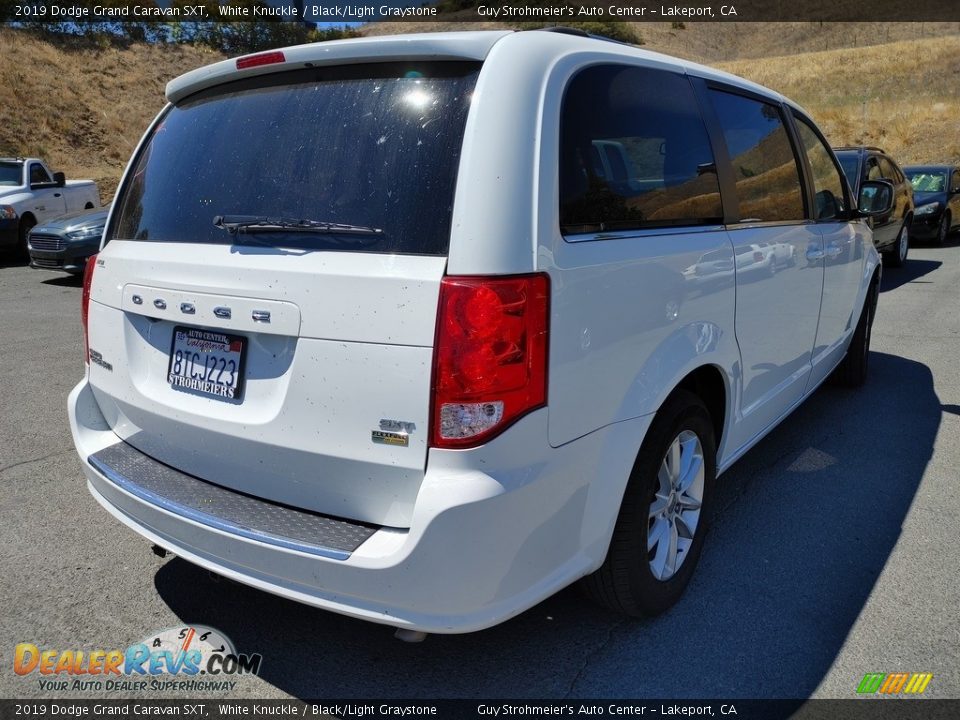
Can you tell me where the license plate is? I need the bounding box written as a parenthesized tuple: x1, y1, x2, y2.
(167, 327, 246, 401)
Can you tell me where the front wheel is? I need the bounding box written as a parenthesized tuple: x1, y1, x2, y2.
(581, 390, 716, 616)
(883, 221, 909, 267)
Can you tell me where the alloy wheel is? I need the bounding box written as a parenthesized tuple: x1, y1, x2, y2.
(648, 430, 705, 581)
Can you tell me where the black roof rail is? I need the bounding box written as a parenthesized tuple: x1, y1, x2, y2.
(834, 145, 888, 154)
(529, 26, 636, 47)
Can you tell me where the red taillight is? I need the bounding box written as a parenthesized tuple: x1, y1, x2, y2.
(236, 51, 286, 70)
(81, 254, 97, 363)
(430, 273, 549, 449)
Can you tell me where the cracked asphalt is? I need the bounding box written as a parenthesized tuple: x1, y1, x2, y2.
(1, 237, 958, 701)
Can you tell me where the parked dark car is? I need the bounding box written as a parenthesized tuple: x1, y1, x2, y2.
(28, 205, 108, 274)
(835, 146, 914, 266)
(903, 165, 960, 246)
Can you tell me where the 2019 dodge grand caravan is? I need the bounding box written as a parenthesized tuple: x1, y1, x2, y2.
(69, 30, 893, 637)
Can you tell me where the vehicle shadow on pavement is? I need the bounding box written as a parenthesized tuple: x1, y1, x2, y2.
(40, 274, 83, 287)
(879, 259, 941, 292)
(0, 255, 28, 270)
(154, 352, 939, 701)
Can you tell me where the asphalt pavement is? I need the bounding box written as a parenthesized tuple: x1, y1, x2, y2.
(1, 238, 958, 701)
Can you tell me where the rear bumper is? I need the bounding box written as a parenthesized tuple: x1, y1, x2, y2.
(70, 379, 650, 633)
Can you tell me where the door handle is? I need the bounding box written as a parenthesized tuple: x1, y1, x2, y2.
(825, 246, 843, 258)
(54, 193, 61, 198)
(806, 248, 825, 261)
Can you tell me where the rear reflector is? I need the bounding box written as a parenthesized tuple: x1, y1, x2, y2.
(431, 274, 549, 449)
(236, 51, 286, 70)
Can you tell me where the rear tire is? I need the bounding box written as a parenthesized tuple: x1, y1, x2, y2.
(883, 220, 909, 267)
(834, 279, 877, 388)
(581, 389, 716, 617)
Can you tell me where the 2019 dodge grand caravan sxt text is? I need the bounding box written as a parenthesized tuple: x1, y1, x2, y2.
(69, 30, 894, 636)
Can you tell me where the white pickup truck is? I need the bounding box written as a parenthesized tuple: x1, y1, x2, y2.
(1, 157, 100, 254)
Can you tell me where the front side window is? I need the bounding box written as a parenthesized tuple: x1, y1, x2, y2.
(708, 89, 805, 223)
(29, 164, 51, 185)
(794, 116, 847, 220)
(108, 62, 480, 256)
(559, 64, 722, 234)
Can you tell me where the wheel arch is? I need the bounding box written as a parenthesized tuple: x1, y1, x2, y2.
(580, 374, 723, 611)
(674, 364, 727, 451)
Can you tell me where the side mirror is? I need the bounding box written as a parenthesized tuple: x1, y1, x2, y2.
(53, 171, 66, 187)
(857, 179, 894, 217)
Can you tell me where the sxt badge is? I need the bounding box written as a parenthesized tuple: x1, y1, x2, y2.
(372, 419, 416, 447)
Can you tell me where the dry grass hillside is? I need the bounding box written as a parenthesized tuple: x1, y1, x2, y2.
(717, 36, 960, 165)
(363, 20, 960, 62)
(630, 21, 960, 61)
(0, 29, 224, 201)
(1, 23, 958, 201)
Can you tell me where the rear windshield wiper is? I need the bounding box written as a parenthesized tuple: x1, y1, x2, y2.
(213, 215, 383, 237)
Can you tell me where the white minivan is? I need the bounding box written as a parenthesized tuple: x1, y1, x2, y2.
(69, 30, 894, 636)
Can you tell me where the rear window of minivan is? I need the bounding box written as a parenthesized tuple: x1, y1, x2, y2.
(108, 62, 480, 256)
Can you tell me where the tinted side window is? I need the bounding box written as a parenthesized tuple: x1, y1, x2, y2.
(709, 89, 805, 223)
(866, 158, 882, 181)
(879, 157, 899, 181)
(559, 65, 722, 234)
(794, 116, 847, 220)
(952, 169, 960, 192)
(29, 164, 51, 184)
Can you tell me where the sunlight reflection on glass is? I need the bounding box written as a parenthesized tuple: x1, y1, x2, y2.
(403, 89, 433, 109)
